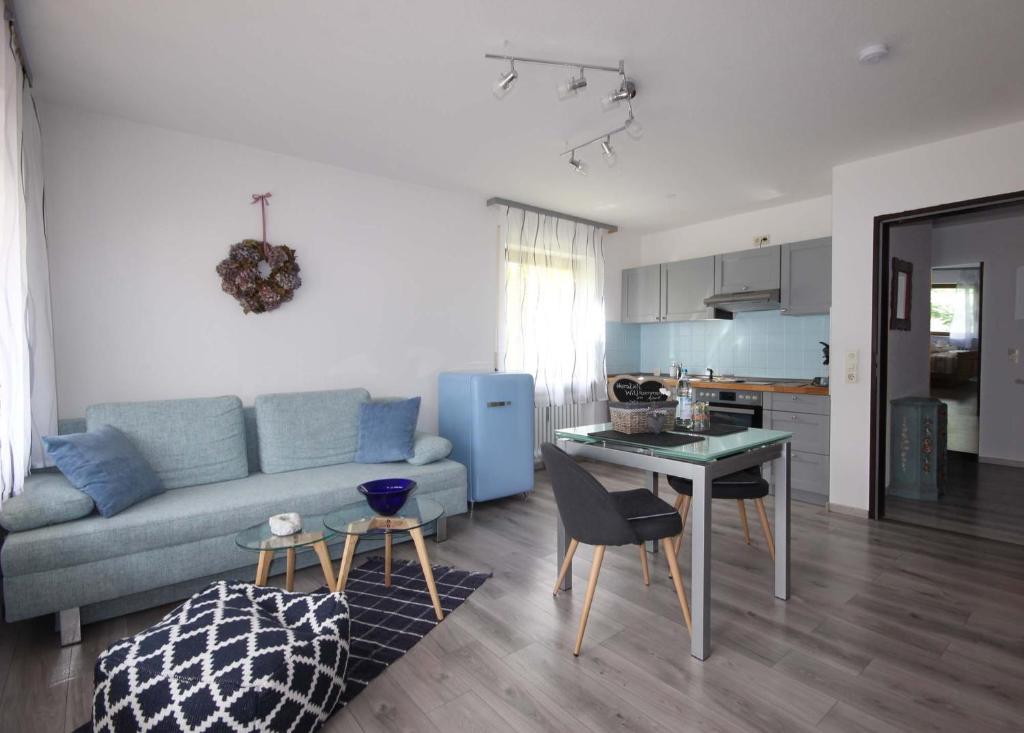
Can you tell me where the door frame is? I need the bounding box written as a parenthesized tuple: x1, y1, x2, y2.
(870, 189, 1024, 519)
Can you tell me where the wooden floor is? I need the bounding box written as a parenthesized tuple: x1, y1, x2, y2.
(886, 452, 1024, 546)
(3, 461, 1024, 732)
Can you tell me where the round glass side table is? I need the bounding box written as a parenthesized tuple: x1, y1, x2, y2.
(323, 497, 446, 620)
(235, 523, 337, 591)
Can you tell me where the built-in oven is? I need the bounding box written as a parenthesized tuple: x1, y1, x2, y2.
(692, 388, 763, 429)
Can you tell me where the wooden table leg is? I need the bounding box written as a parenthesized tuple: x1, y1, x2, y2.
(409, 527, 444, 620)
(313, 540, 336, 590)
(255, 550, 272, 586)
(384, 532, 393, 588)
(334, 534, 358, 593)
(286, 547, 296, 591)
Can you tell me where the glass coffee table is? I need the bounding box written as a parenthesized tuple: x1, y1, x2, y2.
(323, 497, 446, 620)
(235, 523, 337, 592)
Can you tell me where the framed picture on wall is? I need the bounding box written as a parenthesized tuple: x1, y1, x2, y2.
(890, 257, 913, 331)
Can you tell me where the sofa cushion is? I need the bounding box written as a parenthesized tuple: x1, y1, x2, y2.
(86, 396, 248, 490)
(256, 388, 369, 473)
(1, 459, 466, 577)
(355, 397, 420, 463)
(407, 432, 453, 466)
(0, 470, 95, 532)
(42, 426, 164, 517)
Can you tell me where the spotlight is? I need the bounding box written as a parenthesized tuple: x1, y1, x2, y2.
(601, 77, 637, 110)
(600, 137, 617, 167)
(568, 151, 587, 176)
(493, 61, 518, 99)
(557, 68, 587, 100)
(624, 111, 643, 140)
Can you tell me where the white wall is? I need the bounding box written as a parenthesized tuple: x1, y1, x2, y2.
(640, 196, 833, 265)
(40, 104, 499, 430)
(932, 210, 1024, 464)
(603, 230, 643, 321)
(884, 221, 933, 484)
(831, 119, 1024, 511)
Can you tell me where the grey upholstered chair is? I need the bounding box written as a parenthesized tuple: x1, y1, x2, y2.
(541, 443, 692, 656)
(667, 468, 775, 560)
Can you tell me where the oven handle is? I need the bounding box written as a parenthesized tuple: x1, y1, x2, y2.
(708, 405, 760, 415)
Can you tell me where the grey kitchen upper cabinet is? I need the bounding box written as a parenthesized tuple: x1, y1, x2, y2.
(780, 237, 831, 316)
(714, 245, 781, 294)
(662, 256, 716, 321)
(621, 264, 663, 323)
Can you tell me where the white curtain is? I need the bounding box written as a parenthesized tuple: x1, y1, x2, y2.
(949, 269, 980, 349)
(499, 206, 606, 407)
(1, 18, 56, 503)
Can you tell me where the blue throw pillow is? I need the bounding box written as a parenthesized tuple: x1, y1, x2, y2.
(42, 425, 164, 517)
(355, 397, 421, 463)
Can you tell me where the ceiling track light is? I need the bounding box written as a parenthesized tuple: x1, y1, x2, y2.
(492, 59, 518, 99)
(485, 52, 643, 175)
(557, 67, 587, 100)
(568, 150, 587, 176)
(600, 136, 617, 167)
(602, 75, 638, 111)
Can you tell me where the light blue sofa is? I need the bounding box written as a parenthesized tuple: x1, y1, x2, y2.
(0, 388, 467, 643)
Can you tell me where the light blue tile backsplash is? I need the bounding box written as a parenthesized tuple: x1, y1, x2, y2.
(605, 320, 642, 374)
(607, 311, 829, 379)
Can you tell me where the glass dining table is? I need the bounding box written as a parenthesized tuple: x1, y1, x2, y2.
(554, 423, 793, 661)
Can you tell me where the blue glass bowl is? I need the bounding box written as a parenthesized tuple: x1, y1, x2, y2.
(358, 478, 417, 516)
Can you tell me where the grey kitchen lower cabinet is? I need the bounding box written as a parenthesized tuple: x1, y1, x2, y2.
(767, 395, 830, 505)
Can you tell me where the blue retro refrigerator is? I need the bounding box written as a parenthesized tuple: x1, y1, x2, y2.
(438, 372, 535, 504)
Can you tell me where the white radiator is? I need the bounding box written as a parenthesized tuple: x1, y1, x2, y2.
(534, 403, 593, 459)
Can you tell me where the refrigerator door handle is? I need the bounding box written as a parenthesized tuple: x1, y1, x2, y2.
(487, 401, 512, 408)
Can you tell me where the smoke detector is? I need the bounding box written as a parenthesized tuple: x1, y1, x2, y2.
(858, 44, 889, 64)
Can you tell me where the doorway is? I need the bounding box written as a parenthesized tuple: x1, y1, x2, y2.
(871, 191, 1024, 546)
(929, 265, 981, 455)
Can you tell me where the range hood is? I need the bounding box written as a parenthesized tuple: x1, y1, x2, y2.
(703, 288, 781, 313)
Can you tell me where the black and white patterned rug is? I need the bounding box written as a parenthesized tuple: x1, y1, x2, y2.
(332, 556, 489, 705)
(74, 557, 489, 732)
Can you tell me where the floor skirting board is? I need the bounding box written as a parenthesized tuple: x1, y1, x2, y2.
(979, 455, 1024, 468)
(826, 501, 869, 518)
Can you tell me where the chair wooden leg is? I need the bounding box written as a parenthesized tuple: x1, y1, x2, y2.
(754, 498, 776, 562)
(384, 532, 393, 588)
(737, 500, 751, 545)
(573, 545, 605, 656)
(553, 538, 579, 596)
(639, 544, 650, 586)
(674, 495, 691, 555)
(662, 537, 692, 634)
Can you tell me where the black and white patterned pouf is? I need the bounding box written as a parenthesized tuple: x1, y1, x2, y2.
(92, 581, 350, 733)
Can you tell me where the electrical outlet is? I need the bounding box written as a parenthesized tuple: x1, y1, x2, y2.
(845, 350, 859, 383)
(753, 235, 770, 247)
(1010, 347, 1020, 365)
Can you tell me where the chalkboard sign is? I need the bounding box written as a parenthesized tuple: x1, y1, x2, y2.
(612, 378, 670, 403)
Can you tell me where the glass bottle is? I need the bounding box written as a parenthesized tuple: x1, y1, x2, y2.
(675, 369, 693, 429)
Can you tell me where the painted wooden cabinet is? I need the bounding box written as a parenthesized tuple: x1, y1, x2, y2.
(888, 397, 947, 501)
(714, 245, 781, 294)
(662, 256, 717, 322)
(621, 264, 663, 323)
(780, 238, 831, 315)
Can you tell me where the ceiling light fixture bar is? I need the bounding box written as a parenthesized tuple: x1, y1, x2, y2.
(484, 53, 623, 75)
(560, 124, 628, 156)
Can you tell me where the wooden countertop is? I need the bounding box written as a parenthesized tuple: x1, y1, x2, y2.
(688, 380, 829, 396)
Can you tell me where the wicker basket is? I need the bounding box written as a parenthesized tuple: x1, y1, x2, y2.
(609, 400, 678, 434)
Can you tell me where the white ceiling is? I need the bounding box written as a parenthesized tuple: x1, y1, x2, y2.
(13, 0, 1024, 232)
